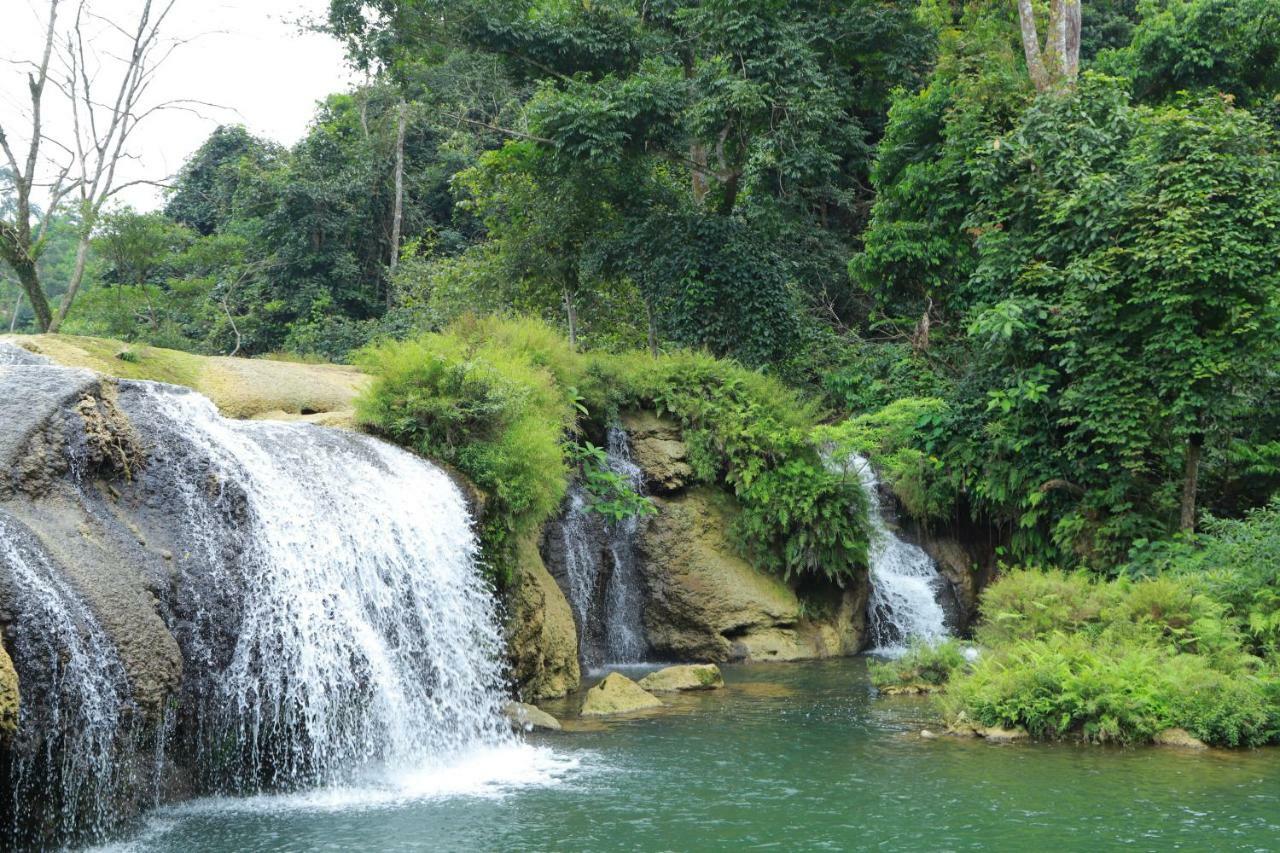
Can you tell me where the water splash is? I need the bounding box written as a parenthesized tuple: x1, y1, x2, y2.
(557, 426, 649, 669)
(846, 455, 951, 654)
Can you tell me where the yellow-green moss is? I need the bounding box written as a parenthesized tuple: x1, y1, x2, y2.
(0, 644, 17, 738)
(3, 334, 368, 420)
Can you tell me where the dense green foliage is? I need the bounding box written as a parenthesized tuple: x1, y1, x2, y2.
(869, 639, 970, 692)
(357, 317, 869, 586)
(927, 530, 1280, 746)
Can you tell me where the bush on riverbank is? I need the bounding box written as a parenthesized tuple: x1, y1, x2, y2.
(932, 556, 1280, 746)
(356, 317, 870, 587)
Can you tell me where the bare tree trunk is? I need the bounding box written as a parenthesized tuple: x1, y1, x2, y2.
(388, 99, 407, 307)
(563, 287, 578, 351)
(8, 291, 23, 332)
(1016, 0, 1081, 92)
(49, 233, 92, 333)
(645, 296, 658, 358)
(1180, 432, 1204, 532)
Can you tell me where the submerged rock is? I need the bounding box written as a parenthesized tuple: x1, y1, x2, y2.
(978, 725, 1029, 742)
(1153, 728, 1208, 749)
(638, 663, 724, 692)
(503, 701, 562, 732)
(580, 672, 663, 716)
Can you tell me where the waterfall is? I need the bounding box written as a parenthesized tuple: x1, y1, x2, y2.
(848, 454, 952, 653)
(556, 426, 648, 670)
(118, 383, 513, 789)
(1, 371, 526, 845)
(0, 514, 137, 845)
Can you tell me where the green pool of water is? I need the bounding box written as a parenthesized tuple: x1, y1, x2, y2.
(107, 659, 1279, 851)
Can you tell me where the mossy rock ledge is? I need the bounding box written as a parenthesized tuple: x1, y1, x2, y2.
(0, 645, 18, 738)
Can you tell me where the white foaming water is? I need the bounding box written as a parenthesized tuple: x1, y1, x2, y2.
(846, 454, 950, 654)
(124, 383, 515, 789)
(0, 514, 134, 843)
(559, 426, 648, 669)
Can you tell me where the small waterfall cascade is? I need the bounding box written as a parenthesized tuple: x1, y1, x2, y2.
(122, 383, 513, 789)
(848, 454, 952, 653)
(557, 426, 649, 670)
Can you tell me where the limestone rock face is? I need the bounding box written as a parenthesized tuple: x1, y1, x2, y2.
(619, 410, 693, 494)
(503, 701, 562, 732)
(507, 534, 581, 700)
(579, 672, 663, 716)
(0, 645, 17, 738)
(637, 487, 868, 662)
(638, 663, 724, 692)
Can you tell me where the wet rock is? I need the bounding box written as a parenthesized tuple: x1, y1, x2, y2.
(978, 725, 1029, 742)
(920, 730, 937, 739)
(619, 410, 693, 495)
(636, 487, 867, 662)
(503, 701, 562, 732)
(507, 533, 581, 700)
(0, 645, 17, 738)
(1153, 728, 1208, 749)
(638, 663, 724, 692)
(580, 672, 663, 716)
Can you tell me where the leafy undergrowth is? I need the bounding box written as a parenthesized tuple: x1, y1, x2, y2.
(869, 639, 970, 694)
(929, 562, 1280, 747)
(356, 316, 870, 587)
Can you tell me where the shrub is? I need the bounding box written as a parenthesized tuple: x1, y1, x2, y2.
(869, 639, 969, 692)
(942, 632, 1277, 747)
(358, 317, 871, 586)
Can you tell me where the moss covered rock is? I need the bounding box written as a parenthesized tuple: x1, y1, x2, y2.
(637, 487, 868, 661)
(0, 644, 17, 738)
(580, 672, 663, 716)
(3, 335, 367, 422)
(507, 534, 581, 700)
(638, 664, 724, 692)
(619, 410, 693, 494)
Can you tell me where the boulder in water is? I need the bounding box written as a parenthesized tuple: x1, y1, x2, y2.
(978, 725, 1029, 742)
(503, 701, 562, 732)
(580, 672, 663, 716)
(1153, 728, 1208, 749)
(638, 664, 724, 692)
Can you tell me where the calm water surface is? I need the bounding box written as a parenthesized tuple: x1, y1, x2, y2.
(103, 659, 1280, 852)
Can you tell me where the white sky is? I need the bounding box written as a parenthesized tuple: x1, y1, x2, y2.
(0, 0, 356, 210)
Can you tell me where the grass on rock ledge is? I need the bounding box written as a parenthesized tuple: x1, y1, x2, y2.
(355, 316, 870, 588)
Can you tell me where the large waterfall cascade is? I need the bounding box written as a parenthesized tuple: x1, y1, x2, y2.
(847, 454, 953, 653)
(0, 352, 537, 845)
(558, 426, 649, 670)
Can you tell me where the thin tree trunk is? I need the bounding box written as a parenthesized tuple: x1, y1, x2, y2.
(1016, 0, 1051, 92)
(644, 296, 658, 357)
(8, 291, 22, 332)
(564, 287, 578, 351)
(48, 231, 92, 333)
(388, 99, 407, 308)
(1180, 433, 1204, 532)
